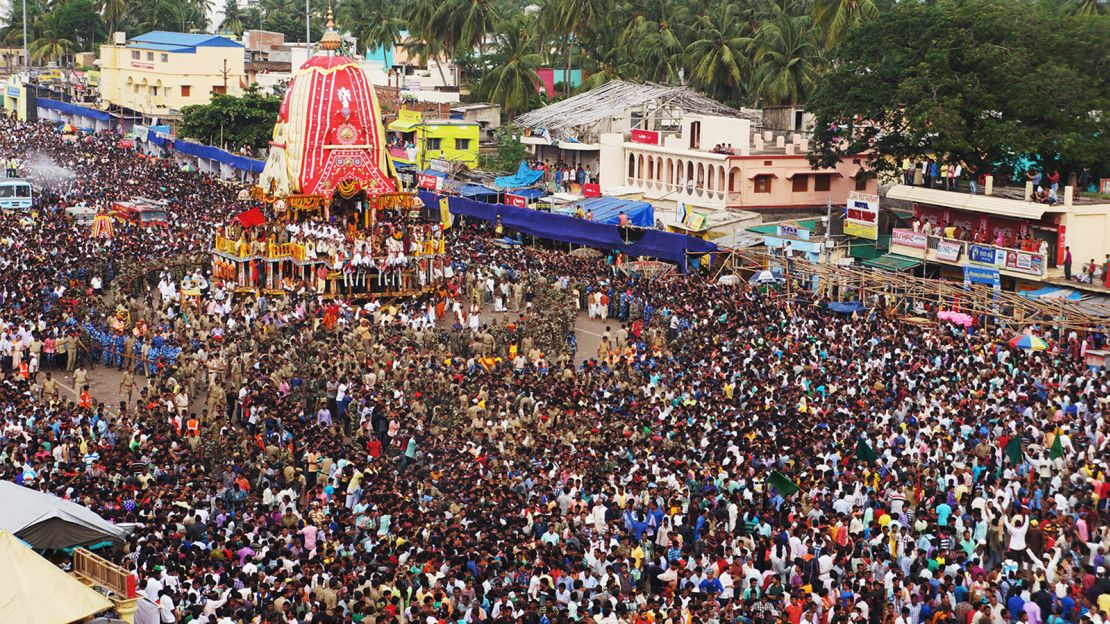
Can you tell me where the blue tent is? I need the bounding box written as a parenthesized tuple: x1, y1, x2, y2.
(494, 162, 543, 188)
(823, 301, 867, 314)
(507, 188, 546, 200)
(422, 191, 716, 272)
(458, 183, 499, 199)
(572, 197, 654, 227)
(1019, 286, 1082, 301)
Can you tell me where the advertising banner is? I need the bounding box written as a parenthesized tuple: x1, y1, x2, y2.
(968, 244, 997, 265)
(630, 129, 660, 145)
(892, 228, 927, 249)
(935, 239, 963, 262)
(845, 191, 879, 240)
(1005, 250, 1044, 276)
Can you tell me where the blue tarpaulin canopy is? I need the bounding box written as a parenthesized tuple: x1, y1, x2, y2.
(458, 183, 499, 198)
(571, 197, 654, 227)
(824, 301, 868, 314)
(1019, 286, 1082, 301)
(172, 139, 265, 173)
(422, 191, 716, 271)
(507, 188, 546, 200)
(494, 162, 543, 189)
(37, 98, 111, 122)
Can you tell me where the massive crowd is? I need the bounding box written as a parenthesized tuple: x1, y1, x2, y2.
(0, 115, 1109, 624)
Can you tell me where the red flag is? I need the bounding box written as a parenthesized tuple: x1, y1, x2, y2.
(236, 207, 266, 228)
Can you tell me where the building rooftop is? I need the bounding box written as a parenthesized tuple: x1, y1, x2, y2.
(128, 31, 243, 54)
(885, 184, 1104, 220)
(514, 80, 761, 144)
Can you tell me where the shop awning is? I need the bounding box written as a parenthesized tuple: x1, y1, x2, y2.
(387, 118, 421, 132)
(862, 253, 922, 272)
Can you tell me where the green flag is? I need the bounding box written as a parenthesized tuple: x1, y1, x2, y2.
(855, 437, 878, 463)
(769, 470, 801, 496)
(1049, 430, 1064, 460)
(1004, 435, 1023, 466)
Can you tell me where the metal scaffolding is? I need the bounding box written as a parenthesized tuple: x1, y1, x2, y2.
(715, 248, 1110, 334)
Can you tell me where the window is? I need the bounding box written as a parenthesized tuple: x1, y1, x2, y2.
(855, 175, 869, 191)
(160, 54, 168, 62)
(689, 121, 701, 149)
(425, 137, 442, 151)
(814, 174, 831, 192)
(212, 85, 227, 94)
(146, 52, 153, 61)
(791, 175, 808, 193)
(131, 50, 140, 60)
(181, 85, 191, 97)
(150, 86, 158, 96)
(754, 175, 773, 193)
(455, 138, 471, 151)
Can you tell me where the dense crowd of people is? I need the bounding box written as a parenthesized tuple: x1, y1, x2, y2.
(1, 114, 1109, 624)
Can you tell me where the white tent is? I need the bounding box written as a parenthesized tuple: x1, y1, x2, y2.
(0, 529, 113, 623)
(0, 481, 130, 549)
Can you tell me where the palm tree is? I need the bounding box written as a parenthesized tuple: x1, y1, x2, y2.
(480, 17, 542, 117)
(544, 0, 609, 96)
(1068, 0, 1105, 15)
(619, 0, 689, 83)
(30, 14, 74, 64)
(433, 0, 496, 63)
(685, 2, 752, 103)
(338, 0, 404, 63)
(1, 0, 46, 47)
(99, 0, 128, 38)
(749, 11, 818, 105)
(401, 36, 449, 89)
(219, 0, 244, 36)
(814, 0, 878, 49)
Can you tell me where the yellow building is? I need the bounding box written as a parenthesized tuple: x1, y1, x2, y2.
(98, 31, 246, 122)
(386, 109, 480, 170)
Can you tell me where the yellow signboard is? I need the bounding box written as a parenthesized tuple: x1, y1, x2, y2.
(844, 221, 878, 239)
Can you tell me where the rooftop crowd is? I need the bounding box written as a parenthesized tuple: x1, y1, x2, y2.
(0, 115, 1109, 624)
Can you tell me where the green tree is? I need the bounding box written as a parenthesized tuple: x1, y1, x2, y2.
(55, 0, 104, 51)
(219, 0, 244, 36)
(749, 10, 818, 106)
(814, 0, 878, 48)
(483, 126, 527, 172)
(543, 0, 610, 96)
(685, 1, 752, 104)
(1067, 0, 1105, 16)
(99, 0, 127, 39)
(30, 13, 75, 63)
(619, 0, 689, 83)
(807, 0, 1110, 178)
(403, 0, 457, 85)
(337, 0, 404, 63)
(433, 0, 496, 61)
(1, 0, 47, 48)
(178, 84, 282, 151)
(477, 16, 542, 117)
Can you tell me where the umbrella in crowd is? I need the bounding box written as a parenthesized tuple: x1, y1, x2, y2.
(1009, 334, 1049, 350)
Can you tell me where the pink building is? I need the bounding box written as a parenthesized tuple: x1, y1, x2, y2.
(597, 113, 875, 212)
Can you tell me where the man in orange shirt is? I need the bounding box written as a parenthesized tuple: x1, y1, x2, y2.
(78, 385, 92, 409)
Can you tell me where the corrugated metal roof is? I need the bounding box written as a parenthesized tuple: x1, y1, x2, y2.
(129, 31, 243, 49)
(129, 43, 196, 53)
(885, 184, 1057, 220)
